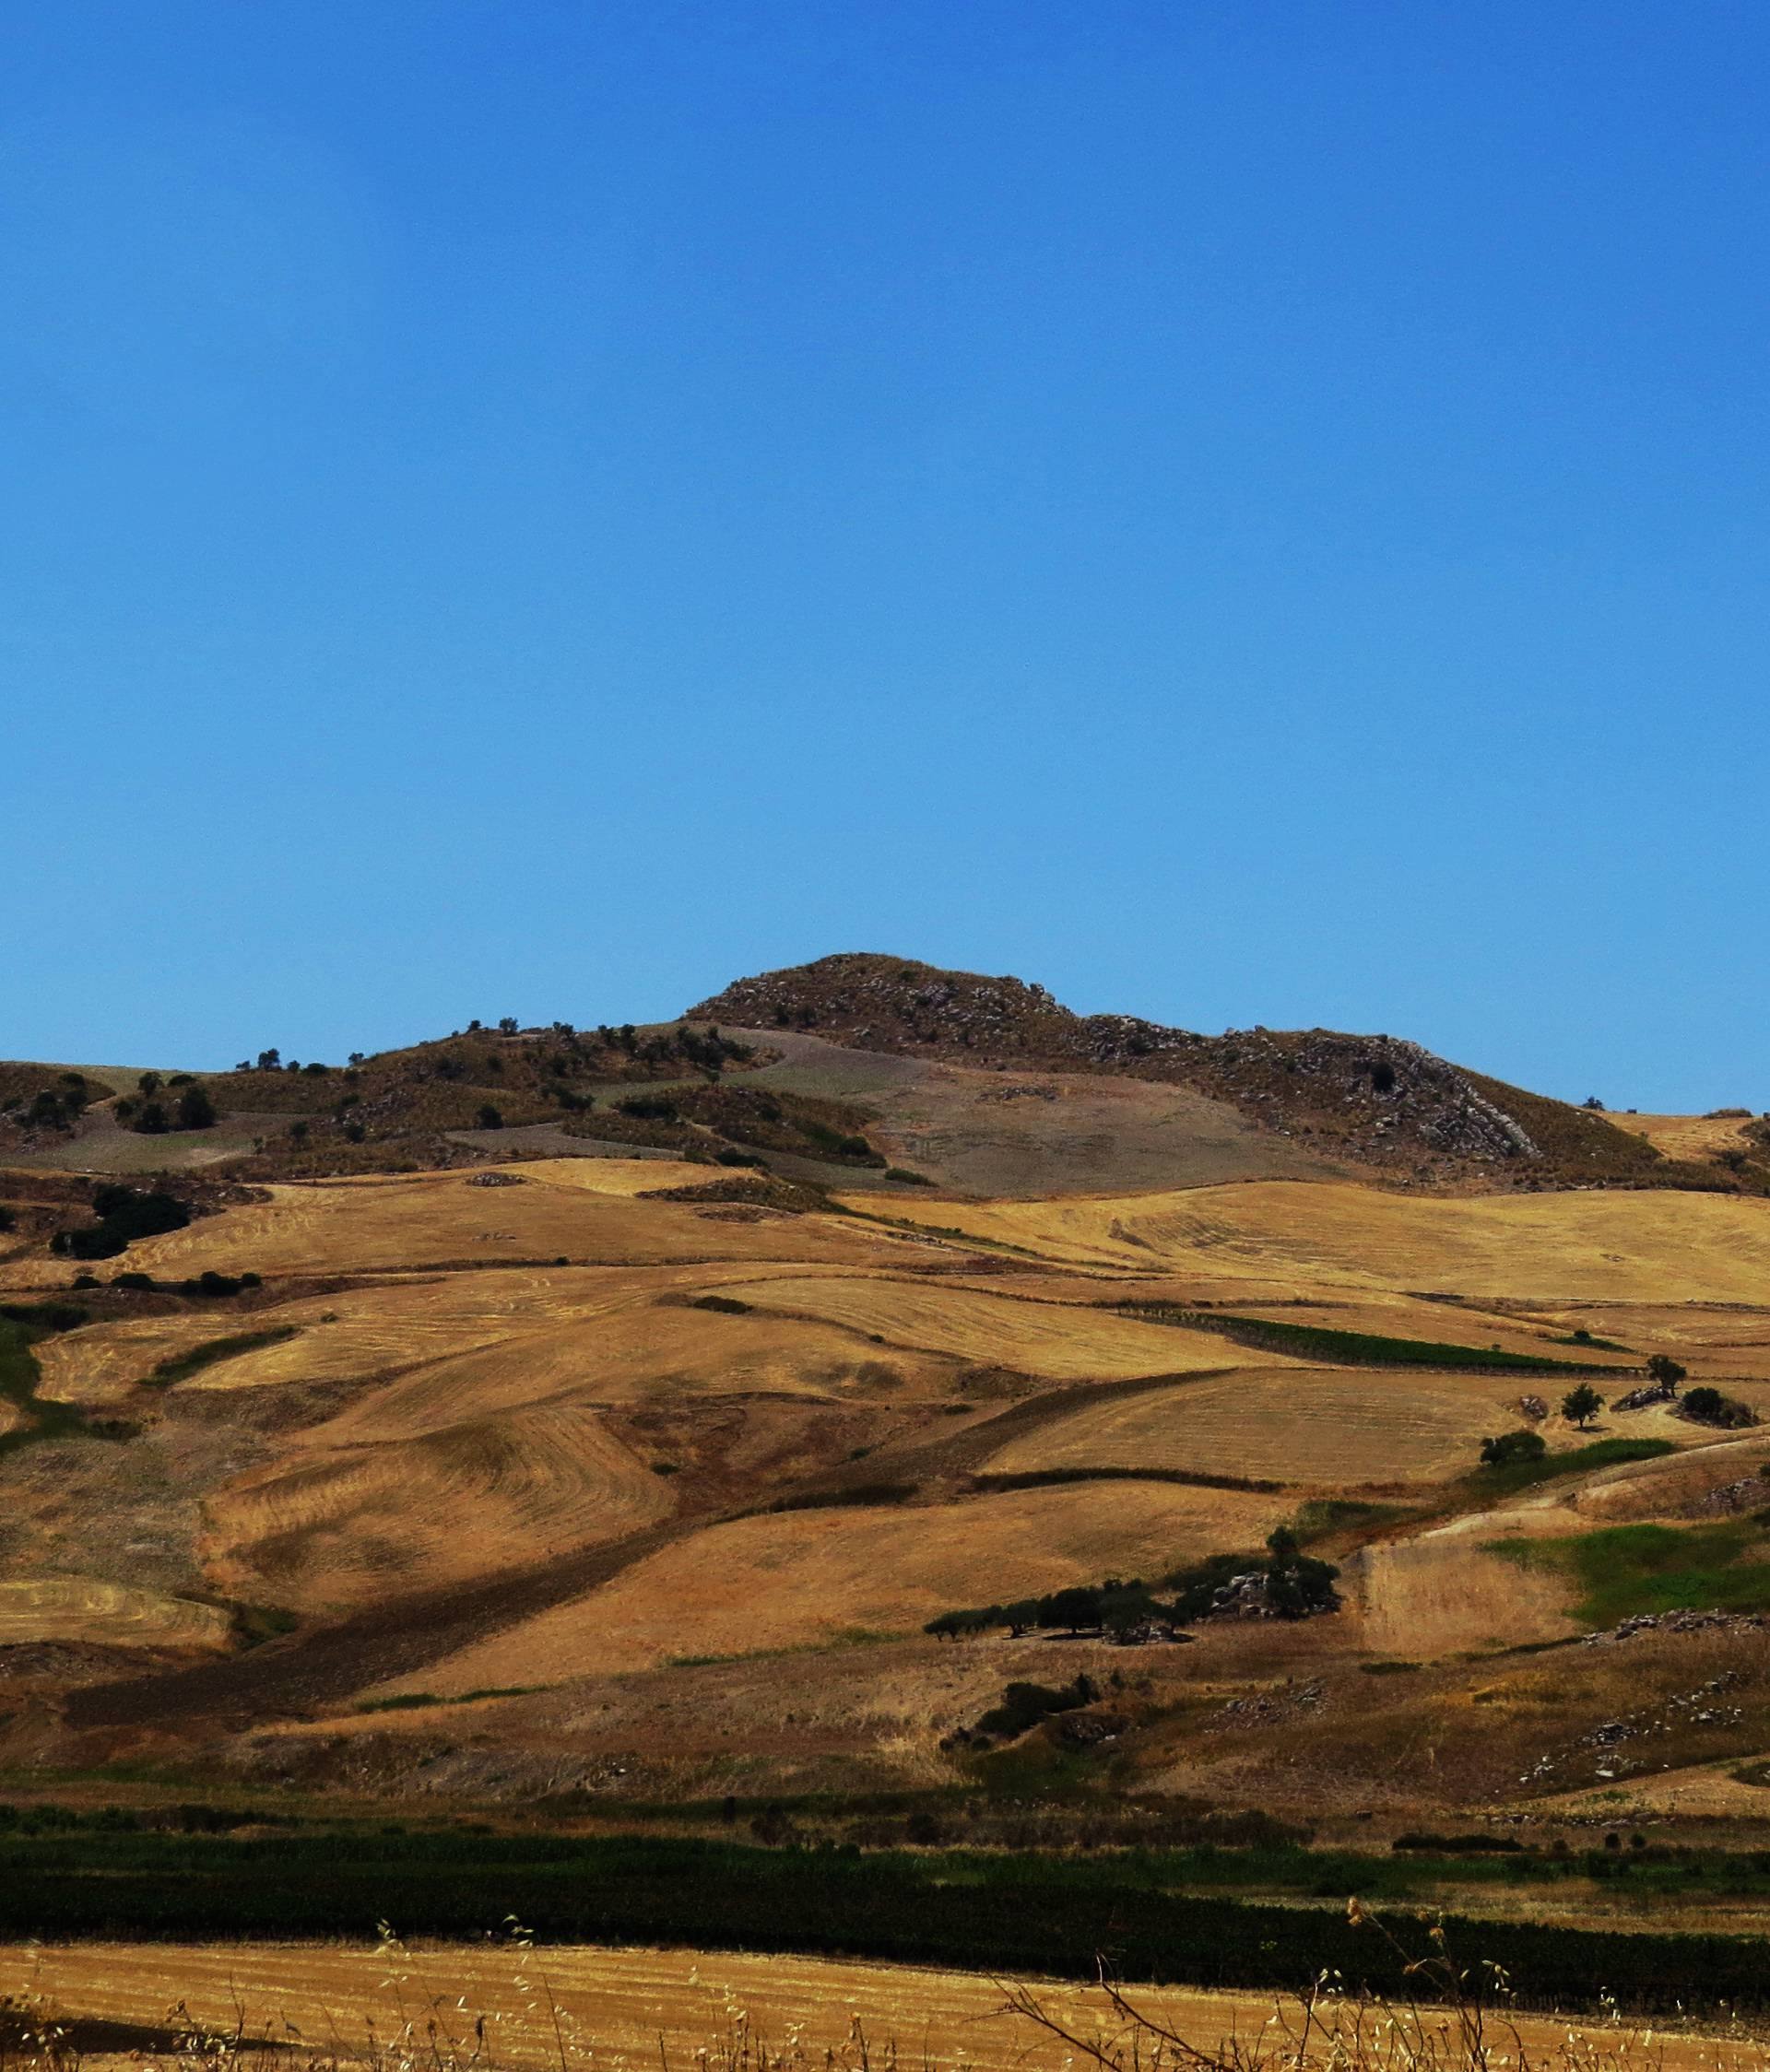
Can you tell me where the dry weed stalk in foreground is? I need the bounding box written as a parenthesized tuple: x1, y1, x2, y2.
(999, 1907, 1681, 2072)
(0, 1914, 1756, 2072)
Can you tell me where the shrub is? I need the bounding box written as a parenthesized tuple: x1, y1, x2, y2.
(53, 1186, 190, 1259)
(477, 1104, 504, 1129)
(175, 1085, 218, 1130)
(974, 1675, 1098, 1741)
(1682, 1386, 1759, 1430)
(1480, 1430, 1547, 1468)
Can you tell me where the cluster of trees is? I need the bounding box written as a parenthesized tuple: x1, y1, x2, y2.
(50, 1186, 191, 1261)
(925, 1529, 1340, 1642)
(7, 1073, 90, 1133)
(230, 1051, 334, 1077)
(1682, 1385, 1760, 1430)
(117, 1073, 219, 1135)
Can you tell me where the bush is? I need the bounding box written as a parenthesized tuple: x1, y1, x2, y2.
(1682, 1386, 1759, 1430)
(1480, 1430, 1547, 1468)
(175, 1085, 218, 1130)
(477, 1104, 504, 1129)
(974, 1675, 1098, 1741)
(52, 1186, 189, 1259)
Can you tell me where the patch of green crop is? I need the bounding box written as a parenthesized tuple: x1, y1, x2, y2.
(1469, 1436, 1674, 1498)
(1490, 1519, 1770, 1627)
(1116, 1304, 1632, 1375)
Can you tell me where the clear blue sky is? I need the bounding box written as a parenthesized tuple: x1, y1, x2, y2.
(4, 3, 1765, 1108)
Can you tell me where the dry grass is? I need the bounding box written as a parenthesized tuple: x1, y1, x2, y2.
(6, 1935, 1768, 2072)
(202, 1397, 674, 1615)
(1350, 1520, 1582, 1655)
(1609, 1116, 1757, 1161)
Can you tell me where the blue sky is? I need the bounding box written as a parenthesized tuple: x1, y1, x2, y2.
(4, 2, 1765, 1107)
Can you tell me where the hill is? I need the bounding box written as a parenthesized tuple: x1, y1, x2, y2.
(692, 953, 1767, 1194)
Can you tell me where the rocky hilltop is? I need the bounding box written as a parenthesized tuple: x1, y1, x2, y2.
(691, 953, 1738, 1192)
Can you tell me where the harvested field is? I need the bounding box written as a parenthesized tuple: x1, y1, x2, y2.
(204, 1395, 673, 1614)
(1611, 1113, 1760, 1161)
(389, 1480, 1290, 1689)
(16, 1939, 1759, 2072)
(733, 1029, 1341, 1195)
(714, 1274, 1272, 1379)
(986, 1367, 1516, 1486)
(0, 1578, 231, 1653)
(845, 1180, 1770, 1306)
(4, 1163, 903, 1288)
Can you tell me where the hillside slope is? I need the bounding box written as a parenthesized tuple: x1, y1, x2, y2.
(693, 953, 1760, 1194)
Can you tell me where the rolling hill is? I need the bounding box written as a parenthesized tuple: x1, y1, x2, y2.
(3, 953, 1770, 1853)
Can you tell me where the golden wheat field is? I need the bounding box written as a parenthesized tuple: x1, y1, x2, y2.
(985, 1366, 1522, 1486)
(378, 1478, 1292, 1691)
(4, 1162, 908, 1288)
(707, 1272, 1271, 1379)
(8, 1939, 1769, 2072)
(0, 1578, 232, 1653)
(844, 1181, 1770, 1306)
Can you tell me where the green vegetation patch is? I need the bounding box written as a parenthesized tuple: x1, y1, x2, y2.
(1290, 1498, 1413, 1545)
(144, 1324, 300, 1388)
(1490, 1519, 1770, 1628)
(1116, 1303, 1630, 1374)
(1469, 1436, 1673, 1499)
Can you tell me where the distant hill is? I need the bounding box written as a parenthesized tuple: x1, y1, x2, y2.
(690, 952, 1764, 1195)
(1, 951, 1762, 1196)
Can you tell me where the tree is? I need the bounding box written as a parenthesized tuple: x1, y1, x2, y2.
(1646, 1355, 1686, 1395)
(477, 1104, 504, 1129)
(1041, 1585, 1103, 1633)
(137, 1072, 161, 1096)
(174, 1085, 217, 1130)
(1263, 1525, 1340, 1618)
(1562, 1383, 1605, 1430)
(255, 1049, 280, 1071)
(498, 1017, 519, 1035)
(1480, 1429, 1547, 1468)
